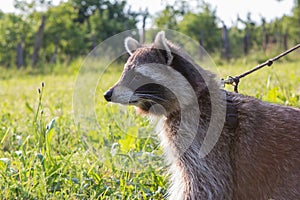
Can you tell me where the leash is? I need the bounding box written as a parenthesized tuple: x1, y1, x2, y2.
(222, 43, 300, 93)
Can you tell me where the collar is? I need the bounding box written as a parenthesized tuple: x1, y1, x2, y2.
(225, 91, 238, 130)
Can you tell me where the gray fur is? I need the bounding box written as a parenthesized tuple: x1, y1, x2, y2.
(105, 31, 300, 200)
(153, 31, 173, 65)
(124, 37, 141, 55)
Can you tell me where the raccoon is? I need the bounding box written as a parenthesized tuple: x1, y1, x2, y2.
(104, 31, 300, 200)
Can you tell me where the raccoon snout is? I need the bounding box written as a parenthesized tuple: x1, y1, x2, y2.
(104, 88, 114, 102)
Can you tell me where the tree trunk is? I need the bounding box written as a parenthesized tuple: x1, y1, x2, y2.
(221, 22, 230, 60)
(139, 9, 148, 44)
(283, 30, 288, 51)
(50, 36, 59, 63)
(263, 33, 269, 52)
(32, 15, 46, 67)
(243, 31, 249, 55)
(199, 33, 204, 60)
(262, 24, 268, 52)
(16, 38, 23, 68)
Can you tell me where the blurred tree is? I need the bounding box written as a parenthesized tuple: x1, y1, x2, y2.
(237, 13, 256, 55)
(72, 0, 137, 48)
(178, 4, 220, 53)
(139, 8, 149, 43)
(292, 0, 300, 42)
(32, 15, 46, 67)
(14, 0, 52, 13)
(280, 15, 291, 50)
(44, 2, 87, 62)
(261, 16, 269, 51)
(1, 0, 299, 69)
(221, 21, 230, 60)
(14, 0, 53, 67)
(228, 25, 244, 58)
(154, 0, 190, 29)
(0, 13, 31, 67)
(154, 5, 181, 29)
(72, 0, 100, 23)
(16, 39, 24, 68)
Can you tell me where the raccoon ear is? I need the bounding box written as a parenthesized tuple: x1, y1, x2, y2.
(154, 31, 173, 65)
(124, 37, 141, 55)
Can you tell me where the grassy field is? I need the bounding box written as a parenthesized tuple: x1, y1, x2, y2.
(0, 55, 299, 199)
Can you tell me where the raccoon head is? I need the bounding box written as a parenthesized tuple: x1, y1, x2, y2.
(104, 31, 203, 116)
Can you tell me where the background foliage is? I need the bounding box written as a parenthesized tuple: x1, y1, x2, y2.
(0, 0, 299, 68)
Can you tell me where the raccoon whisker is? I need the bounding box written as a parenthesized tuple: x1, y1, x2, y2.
(134, 91, 163, 95)
(134, 93, 167, 102)
(147, 95, 167, 103)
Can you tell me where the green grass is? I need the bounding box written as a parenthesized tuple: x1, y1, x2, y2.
(0, 56, 299, 199)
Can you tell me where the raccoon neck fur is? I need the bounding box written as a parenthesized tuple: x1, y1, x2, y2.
(158, 55, 234, 200)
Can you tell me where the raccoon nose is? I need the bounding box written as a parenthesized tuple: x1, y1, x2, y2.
(104, 88, 113, 102)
